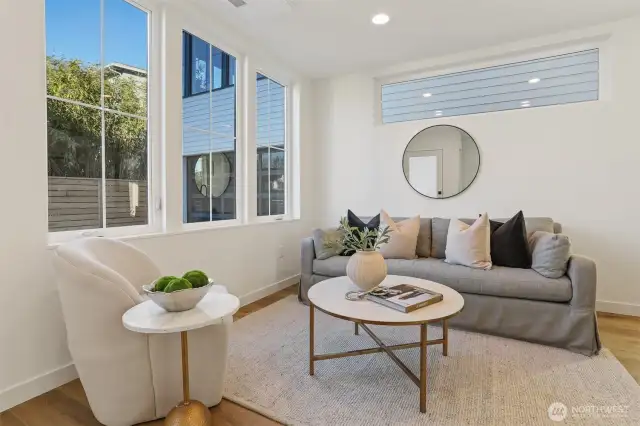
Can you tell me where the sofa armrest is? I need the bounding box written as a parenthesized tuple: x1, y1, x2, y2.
(299, 237, 316, 303)
(566, 254, 597, 311)
(301, 237, 316, 277)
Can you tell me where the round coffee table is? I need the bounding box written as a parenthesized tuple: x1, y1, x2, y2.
(307, 275, 464, 414)
(122, 290, 240, 426)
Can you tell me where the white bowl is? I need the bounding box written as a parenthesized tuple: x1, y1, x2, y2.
(143, 279, 214, 312)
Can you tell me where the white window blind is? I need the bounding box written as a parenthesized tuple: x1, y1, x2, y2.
(381, 49, 599, 124)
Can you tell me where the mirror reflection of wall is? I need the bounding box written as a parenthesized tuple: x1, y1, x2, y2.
(402, 125, 480, 199)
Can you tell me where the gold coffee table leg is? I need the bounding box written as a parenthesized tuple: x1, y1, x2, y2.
(420, 324, 427, 413)
(309, 303, 315, 376)
(165, 331, 212, 426)
(443, 319, 448, 356)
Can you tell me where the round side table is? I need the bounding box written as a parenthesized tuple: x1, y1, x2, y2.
(122, 291, 240, 426)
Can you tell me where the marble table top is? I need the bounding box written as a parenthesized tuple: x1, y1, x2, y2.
(122, 291, 240, 334)
(308, 275, 464, 325)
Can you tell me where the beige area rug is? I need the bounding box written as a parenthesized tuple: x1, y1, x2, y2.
(224, 296, 640, 425)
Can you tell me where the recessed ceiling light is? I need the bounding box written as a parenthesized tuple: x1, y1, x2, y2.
(528, 78, 541, 84)
(423, 93, 432, 98)
(435, 110, 443, 116)
(372, 13, 390, 25)
(521, 101, 531, 107)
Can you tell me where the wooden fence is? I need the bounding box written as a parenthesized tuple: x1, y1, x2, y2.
(48, 177, 148, 232)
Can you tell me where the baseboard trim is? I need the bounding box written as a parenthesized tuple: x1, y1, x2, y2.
(0, 363, 78, 413)
(597, 300, 640, 317)
(239, 275, 300, 306)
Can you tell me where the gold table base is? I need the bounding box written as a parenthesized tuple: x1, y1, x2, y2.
(165, 331, 213, 426)
(309, 303, 449, 413)
(165, 400, 212, 426)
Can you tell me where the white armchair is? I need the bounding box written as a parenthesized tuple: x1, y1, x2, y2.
(53, 237, 230, 426)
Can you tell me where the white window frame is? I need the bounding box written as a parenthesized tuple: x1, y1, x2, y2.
(254, 71, 290, 222)
(47, 0, 161, 244)
(179, 8, 297, 230)
(179, 24, 246, 232)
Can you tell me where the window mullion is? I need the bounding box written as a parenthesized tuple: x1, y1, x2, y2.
(100, 0, 107, 230)
(267, 80, 272, 216)
(208, 44, 213, 222)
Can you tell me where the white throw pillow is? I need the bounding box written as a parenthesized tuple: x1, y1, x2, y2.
(379, 211, 420, 260)
(445, 213, 492, 270)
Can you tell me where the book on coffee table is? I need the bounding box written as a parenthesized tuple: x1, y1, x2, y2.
(365, 284, 443, 313)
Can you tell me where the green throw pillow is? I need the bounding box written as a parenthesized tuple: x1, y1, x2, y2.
(312, 228, 344, 260)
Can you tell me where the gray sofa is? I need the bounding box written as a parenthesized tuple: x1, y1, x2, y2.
(300, 217, 601, 356)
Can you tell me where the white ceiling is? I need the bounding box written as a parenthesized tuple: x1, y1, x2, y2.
(197, 0, 640, 77)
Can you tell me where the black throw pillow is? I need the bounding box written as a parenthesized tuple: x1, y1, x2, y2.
(341, 210, 380, 256)
(489, 211, 532, 269)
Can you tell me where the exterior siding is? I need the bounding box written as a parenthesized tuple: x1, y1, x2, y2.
(182, 78, 285, 156)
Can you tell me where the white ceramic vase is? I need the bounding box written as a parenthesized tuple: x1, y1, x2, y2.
(346, 250, 388, 292)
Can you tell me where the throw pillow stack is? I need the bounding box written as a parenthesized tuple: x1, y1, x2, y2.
(444, 210, 571, 277)
(311, 209, 572, 279)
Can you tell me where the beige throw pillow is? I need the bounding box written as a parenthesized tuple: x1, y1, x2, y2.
(379, 211, 420, 260)
(445, 213, 492, 270)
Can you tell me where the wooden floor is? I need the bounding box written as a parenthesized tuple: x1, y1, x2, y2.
(1, 284, 639, 426)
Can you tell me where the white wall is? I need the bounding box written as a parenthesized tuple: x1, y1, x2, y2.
(314, 17, 640, 315)
(0, 0, 318, 412)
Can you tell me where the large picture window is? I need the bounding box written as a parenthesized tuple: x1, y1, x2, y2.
(256, 74, 286, 217)
(45, 0, 149, 232)
(182, 31, 237, 223)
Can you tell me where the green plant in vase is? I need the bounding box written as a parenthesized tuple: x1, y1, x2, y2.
(325, 217, 391, 295)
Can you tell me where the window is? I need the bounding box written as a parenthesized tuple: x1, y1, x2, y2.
(45, 0, 150, 233)
(182, 33, 236, 98)
(257, 74, 286, 217)
(182, 31, 237, 223)
(381, 49, 599, 124)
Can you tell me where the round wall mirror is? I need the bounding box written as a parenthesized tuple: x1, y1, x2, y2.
(402, 125, 480, 199)
(193, 153, 231, 198)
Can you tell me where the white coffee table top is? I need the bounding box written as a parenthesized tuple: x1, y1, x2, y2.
(308, 275, 464, 325)
(122, 291, 240, 334)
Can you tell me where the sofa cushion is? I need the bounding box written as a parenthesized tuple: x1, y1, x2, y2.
(416, 218, 432, 258)
(313, 256, 350, 277)
(386, 258, 572, 302)
(313, 257, 572, 303)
